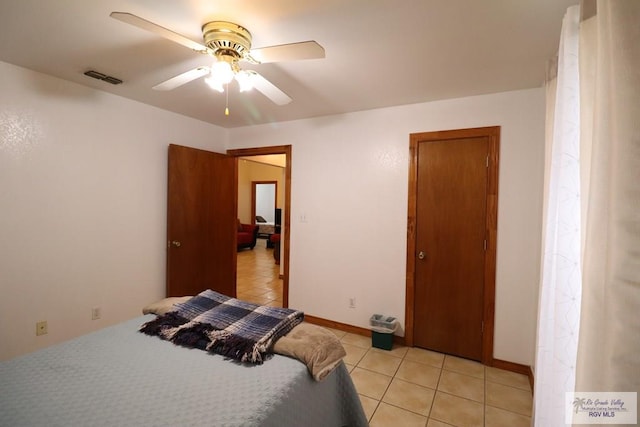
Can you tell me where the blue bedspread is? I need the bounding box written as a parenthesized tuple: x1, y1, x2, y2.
(0, 315, 368, 427)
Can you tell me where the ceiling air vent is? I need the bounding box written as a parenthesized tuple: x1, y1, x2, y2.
(84, 70, 123, 85)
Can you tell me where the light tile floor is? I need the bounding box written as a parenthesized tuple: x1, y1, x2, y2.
(334, 330, 533, 427)
(236, 239, 282, 307)
(237, 241, 533, 427)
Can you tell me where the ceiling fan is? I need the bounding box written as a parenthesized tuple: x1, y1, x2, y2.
(110, 12, 325, 109)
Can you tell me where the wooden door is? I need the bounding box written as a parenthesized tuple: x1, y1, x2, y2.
(166, 144, 237, 298)
(409, 127, 499, 362)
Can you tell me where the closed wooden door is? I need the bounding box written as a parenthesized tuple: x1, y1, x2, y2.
(410, 127, 499, 362)
(166, 144, 237, 298)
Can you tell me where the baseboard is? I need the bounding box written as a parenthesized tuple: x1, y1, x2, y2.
(492, 358, 534, 391)
(303, 314, 406, 346)
(304, 314, 370, 336)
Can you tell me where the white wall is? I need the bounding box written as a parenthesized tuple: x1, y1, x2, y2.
(0, 61, 227, 361)
(229, 88, 545, 366)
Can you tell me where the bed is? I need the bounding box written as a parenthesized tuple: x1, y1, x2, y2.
(257, 222, 276, 238)
(0, 294, 368, 427)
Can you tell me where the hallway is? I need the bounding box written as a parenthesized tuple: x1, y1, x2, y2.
(236, 240, 282, 307)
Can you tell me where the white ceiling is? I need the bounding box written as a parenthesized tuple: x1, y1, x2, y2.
(0, 0, 577, 128)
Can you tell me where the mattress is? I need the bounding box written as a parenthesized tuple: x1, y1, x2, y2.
(0, 315, 367, 427)
(257, 223, 276, 235)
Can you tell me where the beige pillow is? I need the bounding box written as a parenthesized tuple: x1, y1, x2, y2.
(273, 323, 347, 381)
(142, 296, 192, 315)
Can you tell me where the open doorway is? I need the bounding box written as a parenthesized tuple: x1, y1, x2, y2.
(227, 145, 291, 308)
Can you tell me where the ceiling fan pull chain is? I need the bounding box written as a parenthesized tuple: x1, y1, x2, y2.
(225, 83, 230, 116)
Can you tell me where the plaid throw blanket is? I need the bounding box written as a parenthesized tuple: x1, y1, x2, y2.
(140, 289, 304, 364)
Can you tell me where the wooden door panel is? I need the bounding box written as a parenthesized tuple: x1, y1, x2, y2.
(414, 136, 489, 361)
(167, 144, 236, 298)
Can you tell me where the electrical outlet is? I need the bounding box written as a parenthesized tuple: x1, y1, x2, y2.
(36, 321, 48, 336)
(349, 298, 356, 309)
(91, 307, 101, 320)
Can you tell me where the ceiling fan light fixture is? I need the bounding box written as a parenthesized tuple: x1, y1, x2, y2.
(210, 60, 234, 85)
(204, 75, 225, 92)
(235, 70, 255, 92)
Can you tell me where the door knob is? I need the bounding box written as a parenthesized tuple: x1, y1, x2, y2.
(418, 251, 426, 260)
(171, 241, 181, 247)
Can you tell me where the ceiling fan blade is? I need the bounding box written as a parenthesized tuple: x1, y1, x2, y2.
(110, 12, 209, 54)
(249, 72, 292, 105)
(250, 41, 325, 63)
(152, 67, 210, 91)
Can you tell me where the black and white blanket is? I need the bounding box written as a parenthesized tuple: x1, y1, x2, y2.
(140, 289, 304, 364)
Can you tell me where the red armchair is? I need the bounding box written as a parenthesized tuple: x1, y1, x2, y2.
(237, 220, 258, 250)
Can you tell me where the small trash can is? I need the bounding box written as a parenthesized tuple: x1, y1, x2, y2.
(370, 314, 398, 350)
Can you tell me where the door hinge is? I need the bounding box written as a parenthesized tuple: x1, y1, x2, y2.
(481, 321, 484, 334)
(486, 155, 489, 168)
(484, 239, 487, 251)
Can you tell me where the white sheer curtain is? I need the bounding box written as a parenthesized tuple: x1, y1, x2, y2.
(576, 0, 640, 399)
(535, 1, 640, 425)
(534, 5, 583, 426)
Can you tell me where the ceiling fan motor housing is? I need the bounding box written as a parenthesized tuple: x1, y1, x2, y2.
(202, 21, 252, 59)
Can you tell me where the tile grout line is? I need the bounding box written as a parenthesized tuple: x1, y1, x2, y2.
(426, 360, 445, 425)
(484, 365, 488, 427)
(367, 346, 415, 423)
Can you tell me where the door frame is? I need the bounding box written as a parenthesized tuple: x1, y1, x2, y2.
(405, 126, 499, 364)
(227, 145, 291, 308)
